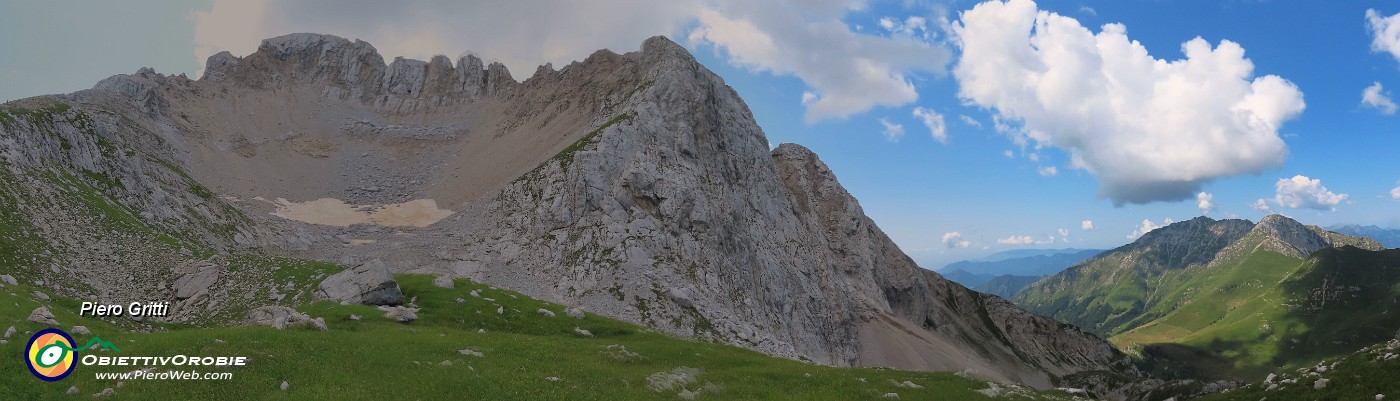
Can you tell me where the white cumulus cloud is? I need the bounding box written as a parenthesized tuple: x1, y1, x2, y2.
(1080, 220, 1094, 231)
(1057, 228, 1069, 237)
(879, 118, 905, 142)
(1038, 166, 1058, 176)
(1196, 192, 1215, 214)
(1367, 8, 1400, 63)
(1391, 181, 1400, 200)
(912, 107, 948, 143)
(960, 114, 983, 128)
(1127, 217, 1174, 239)
(941, 231, 973, 248)
(1271, 175, 1348, 211)
(1362, 82, 1398, 115)
(952, 0, 1303, 205)
(1250, 198, 1271, 212)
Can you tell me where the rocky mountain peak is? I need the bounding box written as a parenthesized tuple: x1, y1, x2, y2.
(1121, 216, 1254, 270)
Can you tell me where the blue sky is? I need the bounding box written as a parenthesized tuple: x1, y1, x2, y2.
(2, 0, 1397, 268)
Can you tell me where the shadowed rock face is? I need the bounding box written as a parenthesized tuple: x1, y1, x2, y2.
(1, 33, 1135, 390)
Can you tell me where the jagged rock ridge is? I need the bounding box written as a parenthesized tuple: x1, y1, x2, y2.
(1, 33, 1135, 391)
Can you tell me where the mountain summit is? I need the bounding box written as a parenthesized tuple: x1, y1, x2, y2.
(0, 34, 1136, 390)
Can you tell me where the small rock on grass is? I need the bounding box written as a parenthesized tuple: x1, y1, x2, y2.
(71, 326, 91, 335)
(537, 309, 555, 318)
(574, 327, 593, 337)
(433, 276, 454, 289)
(280, 381, 289, 391)
(28, 307, 59, 325)
(66, 386, 78, 395)
(566, 307, 585, 319)
(545, 376, 562, 382)
(882, 393, 900, 399)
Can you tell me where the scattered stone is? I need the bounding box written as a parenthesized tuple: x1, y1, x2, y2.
(66, 386, 78, 395)
(33, 291, 50, 301)
(537, 308, 556, 318)
(440, 360, 453, 366)
(857, 378, 866, 382)
(379, 305, 418, 323)
(1267, 384, 1279, 391)
(116, 382, 124, 388)
(574, 327, 593, 337)
(1376, 394, 1385, 401)
(804, 373, 811, 377)
(4, 325, 14, 338)
(477, 328, 485, 334)
(454, 298, 465, 303)
(1265, 373, 1276, 383)
(545, 376, 562, 382)
(647, 367, 703, 392)
(976, 383, 1003, 398)
(433, 275, 454, 288)
(679, 389, 697, 400)
(882, 393, 900, 399)
(311, 317, 328, 331)
(496, 306, 504, 315)
(469, 290, 480, 297)
(459, 347, 484, 357)
(280, 381, 289, 391)
(0, 274, 15, 285)
(214, 339, 225, 343)
(71, 326, 91, 336)
(604, 344, 643, 361)
(315, 259, 404, 306)
(28, 307, 59, 325)
(890, 380, 923, 389)
(348, 314, 361, 321)
(566, 307, 585, 320)
(93, 387, 114, 398)
(1315, 378, 1329, 390)
(245, 306, 318, 330)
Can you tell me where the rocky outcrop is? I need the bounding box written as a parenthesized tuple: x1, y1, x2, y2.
(315, 259, 404, 306)
(202, 33, 514, 113)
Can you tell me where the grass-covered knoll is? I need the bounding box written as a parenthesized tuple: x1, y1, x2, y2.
(0, 274, 1085, 400)
(1113, 247, 1400, 381)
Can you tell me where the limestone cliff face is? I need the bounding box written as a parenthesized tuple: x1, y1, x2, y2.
(3, 33, 1136, 389)
(423, 35, 1134, 387)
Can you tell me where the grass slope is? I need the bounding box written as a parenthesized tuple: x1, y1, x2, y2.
(0, 275, 1086, 400)
(1112, 247, 1400, 381)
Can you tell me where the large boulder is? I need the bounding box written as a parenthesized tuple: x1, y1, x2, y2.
(172, 258, 222, 300)
(28, 307, 59, 325)
(315, 259, 404, 306)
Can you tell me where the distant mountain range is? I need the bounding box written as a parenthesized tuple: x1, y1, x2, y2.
(1329, 224, 1400, 248)
(1014, 214, 1396, 381)
(938, 248, 1102, 292)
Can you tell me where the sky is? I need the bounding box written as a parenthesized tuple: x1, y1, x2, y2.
(1, 0, 1397, 269)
